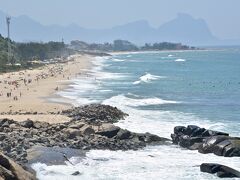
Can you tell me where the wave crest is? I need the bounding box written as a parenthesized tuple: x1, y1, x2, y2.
(103, 94, 179, 107)
(133, 73, 165, 84)
(175, 59, 186, 62)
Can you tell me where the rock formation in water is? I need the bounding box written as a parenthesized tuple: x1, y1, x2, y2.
(200, 163, 240, 178)
(171, 125, 240, 157)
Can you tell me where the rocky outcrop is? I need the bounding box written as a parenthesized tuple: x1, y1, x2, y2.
(62, 104, 128, 123)
(200, 163, 240, 178)
(171, 125, 240, 157)
(0, 104, 169, 164)
(199, 136, 240, 157)
(0, 152, 35, 180)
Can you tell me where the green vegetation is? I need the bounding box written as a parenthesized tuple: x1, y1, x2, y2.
(0, 34, 69, 73)
(16, 41, 66, 61)
(0, 34, 197, 73)
(0, 34, 17, 72)
(141, 42, 196, 51)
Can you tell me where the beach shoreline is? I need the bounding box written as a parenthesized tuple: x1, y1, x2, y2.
(0, 54, 93, 123)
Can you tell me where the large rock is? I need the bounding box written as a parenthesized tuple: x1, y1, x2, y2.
(222, 139, 240, 157)
(171, 125, 240, 157)
(198, 136, 230, 154)
(69, 122, 85, 129)
(20, 120, 34, 128)
(200, 163, 240, 178)
(96, 124, 120, 138)
(64, 124, 95, 138)
(64, 128, 82, 139)
(139, 132, 169, 143)
(33, 121, 49, 129)
(198, 136, 240, 157)
(117, 129, 132, 140)
(80, 125, 95, 136)
(0, 119, 15, 128)
(0, 152, 36, 180)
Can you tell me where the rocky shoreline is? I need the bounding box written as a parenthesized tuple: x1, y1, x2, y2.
(171, 125, 240, 178)
(0, 105, 239, 179)
(0, 104, 169, 165)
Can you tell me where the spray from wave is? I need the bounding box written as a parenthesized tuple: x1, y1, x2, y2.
(133, 73, 165, 84)
(175, 59, 186, 62)
(111, 58, 125, 62)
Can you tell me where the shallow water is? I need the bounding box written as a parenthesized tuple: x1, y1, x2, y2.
(34, 49, 240, 179)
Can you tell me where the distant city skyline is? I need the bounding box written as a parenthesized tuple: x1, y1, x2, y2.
(0, 0, 239, 40)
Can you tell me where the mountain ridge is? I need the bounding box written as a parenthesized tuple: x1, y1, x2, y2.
(0, 11, 239, 46)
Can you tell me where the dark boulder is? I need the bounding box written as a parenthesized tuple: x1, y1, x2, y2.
(200, 163, 240, 178)
(96, 124, 120, 138)
(202, 130, 229, 137)
(185, 125, 200, 136)
(72, 171, 81, 176)
(191, 127, 206, 137)
(198, 136, 240, 157)
(144, 133, 168, 143)
(174, 126, 186, 135)
(20, 120, 34, 128)
(213, 139, 232, 156)
(137, 133, 169, 144)
(198, 136, 230, 154)
(117, 129, 132, 140)
(179, 136, 204, 149)
(171, 125, 239, 157)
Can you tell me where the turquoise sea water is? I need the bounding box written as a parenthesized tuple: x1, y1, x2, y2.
(104, 50, 240, 134)
(33, 49, 240, 180)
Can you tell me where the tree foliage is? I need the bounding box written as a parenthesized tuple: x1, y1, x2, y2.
(0, 34, 67, 73)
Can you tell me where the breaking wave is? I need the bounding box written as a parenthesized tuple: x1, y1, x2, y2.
(133, 73, 165, 84)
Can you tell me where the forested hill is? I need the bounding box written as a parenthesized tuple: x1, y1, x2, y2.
(0, 34, 68, 72)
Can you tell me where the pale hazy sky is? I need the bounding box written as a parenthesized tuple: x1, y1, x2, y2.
(0, 0, 239, 39)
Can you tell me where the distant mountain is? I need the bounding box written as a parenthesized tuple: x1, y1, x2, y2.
(156, 13, 217, 45)
(0, 11, 239, 46)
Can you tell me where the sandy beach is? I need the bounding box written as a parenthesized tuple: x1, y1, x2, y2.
(0, 54, 92, 123)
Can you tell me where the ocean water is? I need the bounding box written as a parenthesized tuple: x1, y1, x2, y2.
(33, 50, 240, 180)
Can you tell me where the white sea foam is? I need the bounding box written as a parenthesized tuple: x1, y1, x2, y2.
(57, 56, 129, 105)
(112, 58, 125, 62)
(40, 53, 240, 180)
(33, 93, 240, 180)
(92, 57, 109, 66)
(75, 97, 98, 105)
(91, 71, 128, 80)
(102, 94, 240, 138)
(168, 54, 174, 57)
(32, 145, 240, 180)
(175, 58, 186, 62)
(103, 94, 179, 108)
(133, 73, 165, 84)
(99, 89, 112, 92)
